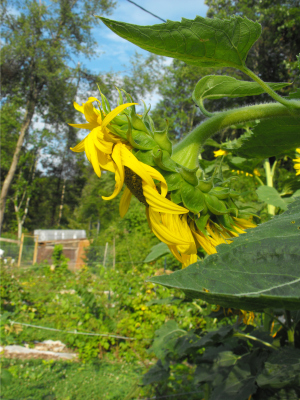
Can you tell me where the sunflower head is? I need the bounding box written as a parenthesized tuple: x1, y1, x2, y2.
(70, 88, 256, 269)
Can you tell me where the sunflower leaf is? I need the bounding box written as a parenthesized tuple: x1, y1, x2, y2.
(256, 186, 288, 211)
(144, 242, 171, 263)
(99, 16, 261, 69)
(236, 116, 300, 158)
(193, 76, 289, 104)
(149, 197, 300, 311)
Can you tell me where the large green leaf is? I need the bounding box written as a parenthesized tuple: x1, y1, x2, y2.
(149, 197, 300, 311)
(256, 186, 288, 211)
(193, 76, 289, 104)
(99, 16, 261, 69)
(236, 116, 300, 158)
(256, 348, 300, 389)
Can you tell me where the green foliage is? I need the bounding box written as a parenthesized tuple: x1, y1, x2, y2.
(0, 263, 206, 362)
(51, 245, 70, 276)
(0, 100, 22, 181)
(142, 317, 300, 400)
(99, 16, 261, 69)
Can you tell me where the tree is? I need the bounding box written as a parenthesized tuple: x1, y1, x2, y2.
(0, 0, 115, 231)
(205, 0, 300, 85)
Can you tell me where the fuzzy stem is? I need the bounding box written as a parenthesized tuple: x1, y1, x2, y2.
(234, 332, 277, 350)
(172, 103, 295, 169)
(263, 159, 275, 215)
(199, 98, 215, 118)
(242, 67, 300, 112)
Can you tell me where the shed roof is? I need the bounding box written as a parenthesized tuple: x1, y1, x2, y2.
(34, 230, 86, 242)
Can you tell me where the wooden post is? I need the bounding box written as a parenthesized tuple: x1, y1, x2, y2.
(103, 242, 108, 267)
(17, 233, 24, 267)
(113, 236, 116, 270)
(33, 235, 38, 264)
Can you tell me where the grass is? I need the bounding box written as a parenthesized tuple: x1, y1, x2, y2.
(1, 358, 145, 400)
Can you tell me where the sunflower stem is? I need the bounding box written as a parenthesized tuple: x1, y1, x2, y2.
(263, 159, 275, 215)
(241, 67, 300, 112)
(172, 103, 295, 170)
(233, 332, 277, 350)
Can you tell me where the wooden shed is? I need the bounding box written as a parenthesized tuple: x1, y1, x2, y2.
(34, 230, 90, 270)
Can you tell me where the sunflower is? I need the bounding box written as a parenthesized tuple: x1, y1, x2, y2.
(213, 149, 228, 157)
(70, 93, 256, 269)
(293, 148, 300, 176)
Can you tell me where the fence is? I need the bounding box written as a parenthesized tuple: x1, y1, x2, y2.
(0, 241, 154, 270)
(0, 236, 36, 267)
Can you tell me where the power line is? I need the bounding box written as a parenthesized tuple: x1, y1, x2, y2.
(10, 321, 152, 341)
(126, 0, 166, 23)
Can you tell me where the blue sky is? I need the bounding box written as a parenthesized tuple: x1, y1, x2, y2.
(79, 0, 208, 74)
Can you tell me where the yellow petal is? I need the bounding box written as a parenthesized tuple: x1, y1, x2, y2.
(73, 102, 84, 114)
(145, 207, 152, 230)
(86, 133, 101, 178)
(168, 245, 183, 263)
(119, 145, 155, 188)
(206, 222, 228, 245)
(233, 217, 256, 229)
(70, 137, 86, 153)
(91, 128, 113, 154)
(68, 122, 97, 130)
(148, 208, 191, 247)
(182, 253, 198, 268)
(83, 98, 101, 124)
(142, 184, 188, 214)
(120, 187, 132, 217)
(143, 164, 168, 197)
(97, 152, 115, 173)
(161, 213, 196, 254)
(102, 144, 125, 200)
(191, 228, 217, 255)
(101, 103, 138, 129)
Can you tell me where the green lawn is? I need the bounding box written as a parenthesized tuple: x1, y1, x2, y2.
(1, 358, 145, 400)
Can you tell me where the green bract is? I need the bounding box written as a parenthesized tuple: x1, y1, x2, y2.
(107, 89, 245, 222)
